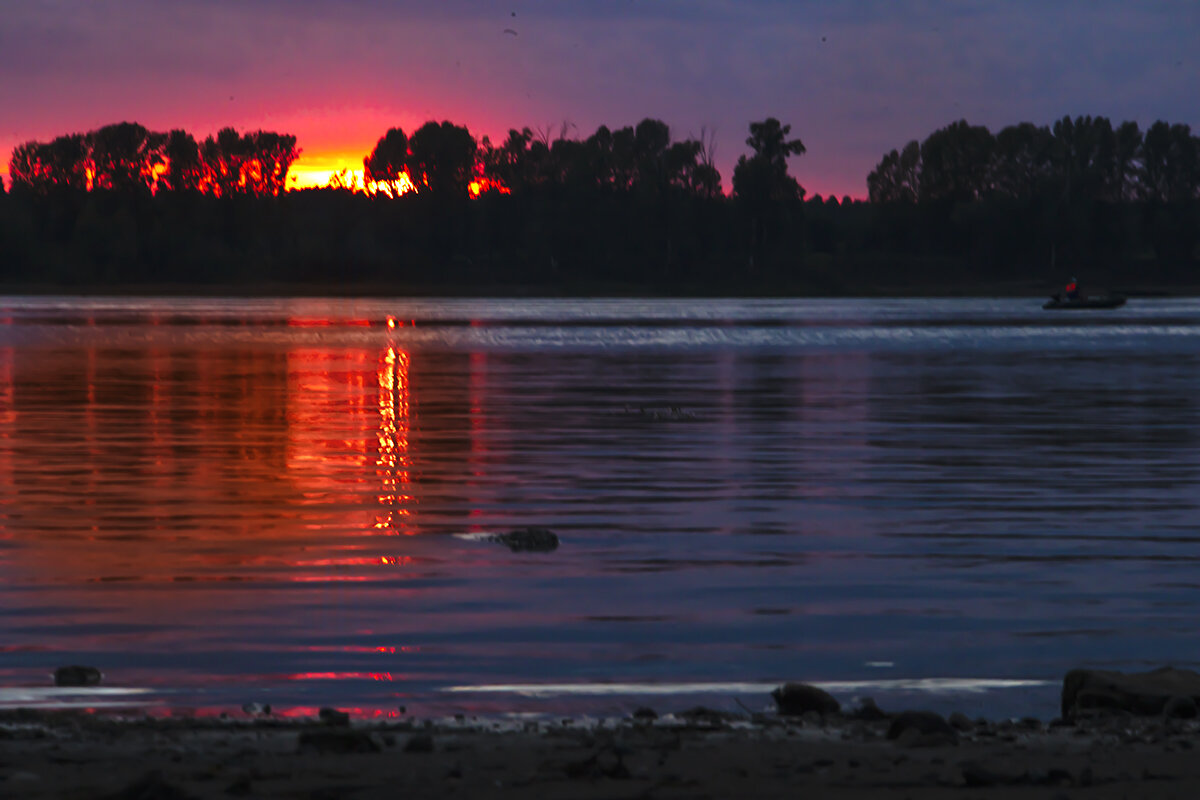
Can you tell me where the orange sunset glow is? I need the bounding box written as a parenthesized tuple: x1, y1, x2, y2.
(288, 151, 371, 191)
(0, 337, 486, 604)
(288, 149, 504, 197)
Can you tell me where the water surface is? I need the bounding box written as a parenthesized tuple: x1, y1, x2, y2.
(1, 296, 1198, 718)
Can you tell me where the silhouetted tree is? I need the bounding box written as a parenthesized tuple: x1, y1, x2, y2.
(663, 140, 706, 194)
(9, 134, 90, 193)
(731, 118, 806, 265)
(631, 118, 671, 190)
(918, 120, 994, 202)
(1140, 121, 1198, 203)
(692, 127, 723, 198)
(481, 128, 538, 191)
(364, 128, 410, 196)
(160, 130, 202, 192)
(406, 121, 477, 196)
(89, 122, 166, 192)
(868, 140, 920, 202)
(990, 123, 1053, 199)
(582, 125, 617, 188)
(734, 118, 806, 200)
(8, 142, 48, 192)
(1112, 121, 1143, 202)
(243, 131, 299, 196)
(1137, 121, 1200, 264)
(1049, 115, 1119, 204)
(199, 128, 297, 197)
(200, 128, 245, 197)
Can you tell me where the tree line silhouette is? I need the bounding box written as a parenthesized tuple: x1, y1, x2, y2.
(0, 114, 1196, 292)
(8, 122, 298, 197)
(867, 117, 1200, 276)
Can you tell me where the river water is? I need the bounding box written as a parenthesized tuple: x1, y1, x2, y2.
(0, 296, 1198, 719)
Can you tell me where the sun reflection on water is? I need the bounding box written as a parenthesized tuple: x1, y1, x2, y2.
(375, 345, 413, 533)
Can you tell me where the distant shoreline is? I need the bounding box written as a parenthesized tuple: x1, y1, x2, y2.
(1, 279, 1195, 300)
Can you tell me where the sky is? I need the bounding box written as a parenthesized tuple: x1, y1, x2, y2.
(0, 0, 1197, 198)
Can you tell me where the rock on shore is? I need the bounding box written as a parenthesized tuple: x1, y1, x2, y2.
(1062, 666, 1200, 718)
(771, 683, 840, 715)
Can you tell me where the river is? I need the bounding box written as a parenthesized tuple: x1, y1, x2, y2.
(0, 296, 1197, 719)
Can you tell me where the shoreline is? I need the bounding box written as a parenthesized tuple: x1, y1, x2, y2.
(4, 702, 1199, 798)
(8, 665, 1200, 795)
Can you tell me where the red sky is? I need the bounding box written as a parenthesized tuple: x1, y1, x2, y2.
(1, 1, 1197, 198)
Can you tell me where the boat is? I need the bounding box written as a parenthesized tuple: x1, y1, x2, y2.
(1043, 294, 1126, 310)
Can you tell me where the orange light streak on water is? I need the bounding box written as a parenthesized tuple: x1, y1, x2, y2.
(299, 645, 418, 654)
(375, 346, 413, 532)
(285, 672, 402, 682)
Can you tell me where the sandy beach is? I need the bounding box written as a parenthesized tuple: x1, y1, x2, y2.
(4, 702, 1200, 799)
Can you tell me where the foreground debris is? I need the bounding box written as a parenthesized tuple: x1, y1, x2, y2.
(4, 700, 1200, 799)
(7, 667, 1200, 798)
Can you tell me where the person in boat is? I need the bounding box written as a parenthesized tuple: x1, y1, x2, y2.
(1064, 277, 1080, 300)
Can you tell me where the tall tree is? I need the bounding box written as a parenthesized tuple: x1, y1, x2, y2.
(200, 128, 246, 197)
(199, 128, 297, 196)
(1112, 120, 1143, 202)
(632, 118, 671, 190)
(8, 134, 90, 193)
(918, 120, 994, 202)
(243, 131, 298, 196)
(481, 128, 535, 191)
(732, 118, 806, 202)
(663, 140, 708, 195)
(406, 121, 477, 197)
(1140, 121, 1199, 203)
(732, 118, 806, 266)
(364, 128, 410, 197)
(867, 140, 921, 202)
(8, 142, 50, 192)
(88, 122, 166, 192)
(160, 130, 202, 192)
(990, 123, 1053, 200)
(1048, 115, 1118, 203)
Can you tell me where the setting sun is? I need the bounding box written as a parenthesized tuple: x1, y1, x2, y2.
(288, 150, 368, 190)
(289, 148, 427, 195)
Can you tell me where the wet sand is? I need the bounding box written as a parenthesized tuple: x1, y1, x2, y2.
(4, 708, 1200, 799)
